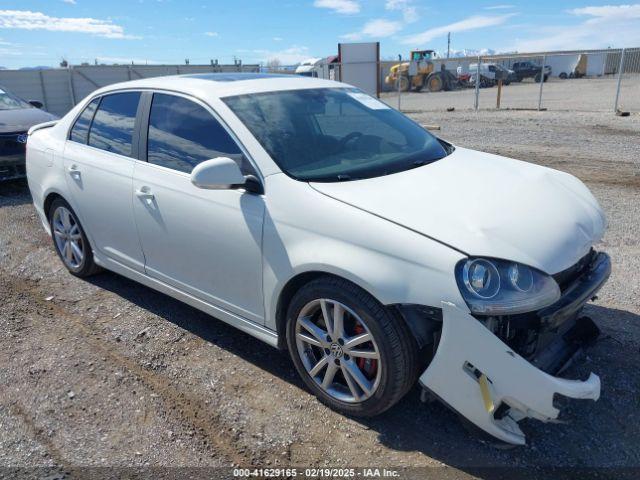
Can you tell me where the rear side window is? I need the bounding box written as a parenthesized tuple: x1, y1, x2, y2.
(146, 93, 246, 174)
(69, 98, 100, 144)
(88, 92, 141, 157)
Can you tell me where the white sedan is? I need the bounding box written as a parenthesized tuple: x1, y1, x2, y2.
(26, 74, 610, 445)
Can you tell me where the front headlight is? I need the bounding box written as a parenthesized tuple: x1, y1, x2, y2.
(455, 258, 560, 315)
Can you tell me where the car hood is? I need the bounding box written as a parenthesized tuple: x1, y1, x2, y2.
(0, 108, 58, 133)
(310, 147, 606, 274)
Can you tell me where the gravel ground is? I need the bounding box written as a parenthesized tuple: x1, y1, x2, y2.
(0, 106, 639, 479)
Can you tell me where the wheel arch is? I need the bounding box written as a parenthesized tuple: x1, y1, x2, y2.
(273, 269, 439, 352)
(43, 191, 66, 220)
(42, 190, 97, 255)
(275, 270, 382, 349)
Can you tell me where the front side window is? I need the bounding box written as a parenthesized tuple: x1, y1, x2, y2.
(146, 93, 246, 174)
(223, 88, 450, 182)
(69, 98, 100, 144)
(88, 92, 141, 157)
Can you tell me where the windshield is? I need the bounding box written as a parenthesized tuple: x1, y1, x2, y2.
(0, 88, 31, 111)
(223, 88, 450, 182)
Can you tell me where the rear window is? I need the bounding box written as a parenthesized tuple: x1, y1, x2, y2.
(69, 98, 100, 144)
(88, 92, 141, 157)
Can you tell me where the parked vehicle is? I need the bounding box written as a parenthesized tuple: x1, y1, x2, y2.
(511, 61, 551, 82)
(26, 74, 610, 445)
(0, 86, 57, 181)
(466, 63, 513, 87)
(295, 58, 322, 77)
(495, 64, 518, 84)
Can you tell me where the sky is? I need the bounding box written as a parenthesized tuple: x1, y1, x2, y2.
(0, 0, 639, 68)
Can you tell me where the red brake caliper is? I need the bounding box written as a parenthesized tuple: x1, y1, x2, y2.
(353, 324, 377, 379)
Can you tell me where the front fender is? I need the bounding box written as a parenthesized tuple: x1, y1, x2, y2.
(261, 174, 465, 330)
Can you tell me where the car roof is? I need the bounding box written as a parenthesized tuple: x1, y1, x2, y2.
(90, 73, 351, 101)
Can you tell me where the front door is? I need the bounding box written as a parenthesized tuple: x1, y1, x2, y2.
(132, 92, 265, 323)
(63, 91, 145, 272)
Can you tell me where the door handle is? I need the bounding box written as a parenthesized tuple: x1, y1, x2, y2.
(67, 164, 81, 177)
(135, 186, 155, 200)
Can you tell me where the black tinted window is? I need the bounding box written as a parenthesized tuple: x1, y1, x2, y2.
(147, 93, 245, 174)
(69, 98, 99, 144)
(88, 92, 141, 157)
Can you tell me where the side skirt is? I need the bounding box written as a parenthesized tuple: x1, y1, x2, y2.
(93, 252, 280, 348)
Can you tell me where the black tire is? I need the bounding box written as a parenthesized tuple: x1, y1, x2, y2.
(396, 75, 410, 92)
(48, 197, 101, 277)
(285, 276, 418, 417)
(559, 72, 568, 79)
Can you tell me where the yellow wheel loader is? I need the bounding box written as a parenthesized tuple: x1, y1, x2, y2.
(385, 50, 458, 92)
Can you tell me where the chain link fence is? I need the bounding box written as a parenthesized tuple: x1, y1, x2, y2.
(377, 48, 640, 114)
(263, 49, 639, 115)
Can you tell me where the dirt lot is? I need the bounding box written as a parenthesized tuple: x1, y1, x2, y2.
(1, 106, 639, 479)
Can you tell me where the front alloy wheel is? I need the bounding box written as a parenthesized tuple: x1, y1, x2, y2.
(286, 276, 418, 417)
(295, 299, 381, 403)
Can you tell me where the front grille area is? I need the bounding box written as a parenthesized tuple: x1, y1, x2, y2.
(0, 131, 27, 158)
(480, 250, 609, 364)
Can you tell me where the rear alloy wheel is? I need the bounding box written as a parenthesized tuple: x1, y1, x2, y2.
(286, 277, 418, 417)
(49, 198, 100, 277)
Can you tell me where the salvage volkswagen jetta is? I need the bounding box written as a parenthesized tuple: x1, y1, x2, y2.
(26, 74, 610, 445)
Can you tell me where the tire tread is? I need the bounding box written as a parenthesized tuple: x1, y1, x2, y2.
(286, 275, 418, 417)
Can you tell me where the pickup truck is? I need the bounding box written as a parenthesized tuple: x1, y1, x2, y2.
(512, 61, 551, 82)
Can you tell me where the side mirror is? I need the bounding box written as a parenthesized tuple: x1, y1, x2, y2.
(29, 100, 44, 109)
(191, 157, 263, 194)
(191, 157, 245, 190)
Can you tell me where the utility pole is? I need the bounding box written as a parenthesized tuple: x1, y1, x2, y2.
(447, 32, 451, 59)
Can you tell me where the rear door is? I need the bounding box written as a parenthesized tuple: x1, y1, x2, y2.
(63, 91, 145, 272)
(132, 92, 265, 323)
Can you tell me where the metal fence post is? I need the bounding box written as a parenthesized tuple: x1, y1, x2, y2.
(67, 66, 77, 109)
(38, 69, 49, 111)
(538, 54, 546, 111)
(397, 54, 402, 111)
(614, 48, 626, 112)
(474, 56, 481, 110)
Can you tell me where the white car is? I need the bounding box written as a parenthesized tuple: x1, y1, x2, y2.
(26, 74, 610, 445)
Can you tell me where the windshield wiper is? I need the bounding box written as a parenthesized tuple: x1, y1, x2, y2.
(305, 173, 358, 182)
(413, 158, 435, 167)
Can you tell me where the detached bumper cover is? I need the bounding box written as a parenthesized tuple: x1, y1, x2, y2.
(419, 252, 610, 445)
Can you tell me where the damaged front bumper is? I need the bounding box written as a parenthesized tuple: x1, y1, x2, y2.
(419, 252, 611, 445)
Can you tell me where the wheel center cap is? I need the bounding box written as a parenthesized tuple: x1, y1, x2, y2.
(329, 343, 343, 358)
